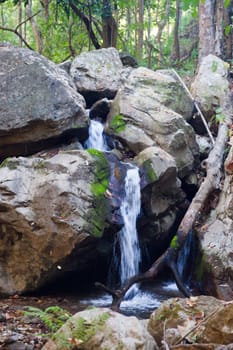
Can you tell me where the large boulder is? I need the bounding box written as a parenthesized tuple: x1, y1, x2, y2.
(0, 150, 116, 295)
(0, 44, 88, 159)
(70, 48, 125, 107)
(106, 67, 198, 177)
(42, 307, 157, 350)
(191, 55, 229, 117)
(195, 141, 233, 300)
(148, 296, 233, 347)
(135, 146, 187, 257)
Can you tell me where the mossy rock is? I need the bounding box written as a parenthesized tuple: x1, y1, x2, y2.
(85, 149, 111, 238)
(108, 114, 126, 134)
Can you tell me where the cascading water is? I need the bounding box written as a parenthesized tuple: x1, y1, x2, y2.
(85, 116, 141, 298)
(80, 114, 182, 316)
(118, 166, 141, 297)
(85, 119, 108, 151)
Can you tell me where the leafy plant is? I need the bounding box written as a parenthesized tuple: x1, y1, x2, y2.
(24, 305, 71, 333)
(211, 107, 226, 124)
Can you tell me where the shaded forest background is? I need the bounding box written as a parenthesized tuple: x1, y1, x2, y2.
(1, 0, 233, 73)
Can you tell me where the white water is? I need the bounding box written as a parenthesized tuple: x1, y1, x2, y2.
(85, 117, 142, 298)
(119, 166, 141, 297)
(85, 119, 108, 151)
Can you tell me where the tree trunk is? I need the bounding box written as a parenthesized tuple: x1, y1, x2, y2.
(156, 0, 171, 66)
(171, 0, 181, 61)
(198, 0, 225, 63)
(102, 0, 117, 47)
(18, 0, 22, 47)
(223, 1, 233, 60)
(26, 0, 43, 53)
(137, 0, 144, 61)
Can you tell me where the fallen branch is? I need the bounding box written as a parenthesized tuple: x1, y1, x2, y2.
(96, 91, 232, 311)
(172, 69, 215, 146)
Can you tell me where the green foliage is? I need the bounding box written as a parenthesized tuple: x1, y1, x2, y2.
(109, 114, 126, 133)
(87, 148, 110, 196)
(170, 235, 179, 250)
(211, 107, 226, 124)
(143, 160, 158, 183)
(211, 61, 218, 73)
(51, 311, 110, 349)
(24, 306, 71, 333)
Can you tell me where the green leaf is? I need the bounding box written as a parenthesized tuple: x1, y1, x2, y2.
(224, 0, 231, 8)
(225, 24, 232, 36)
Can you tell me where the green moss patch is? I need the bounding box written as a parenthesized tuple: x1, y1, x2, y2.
(86, 149, 111, 238)
(143, 160, 158, 183)
(170, 235, 179, 250)
(52, 312, 110, 349)
(109, 114, 126, 133)
(0, 158, 19, 170)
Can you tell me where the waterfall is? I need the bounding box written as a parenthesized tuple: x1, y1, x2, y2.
(85, 119, 108, 151)
(118, 166, 141, 297)
(85, 116, 142, 298)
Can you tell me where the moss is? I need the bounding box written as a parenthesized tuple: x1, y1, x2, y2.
(33, 159, 46, 171)
(144, 160, 158, 183)
(195, 252, 211, 282)
(0, 158, 19, 170)
(155, 302, 181, 321)
(86, 149, 110, 237)
(73, 312, 110, 342)
(109, 114, 126, 133)
(170, 235, 179, 250)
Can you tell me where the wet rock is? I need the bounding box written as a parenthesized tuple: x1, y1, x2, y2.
(89, 98, 112, 122)
(106, 67, 198, 177)
(70, 47, 123, 106)
(0, 45, 87, 159)
(42, 307, 157, 350)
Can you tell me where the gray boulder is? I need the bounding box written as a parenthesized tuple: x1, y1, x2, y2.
(70, 48, 124, 106)
(135, 146, 186, 255)
(42, 307, 157, 350)
(196, 141, 233, 300)
(191, 55, 229, 117)
(106, 67, 198, 177)
(148, 296, 233, 346)
(0, 46, 87, 159)
(0, 150, 114, 295)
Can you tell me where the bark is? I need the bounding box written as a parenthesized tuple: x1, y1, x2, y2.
(223, 1, 233, 60)
(198, 0, 225, 63)
(26, 0, 43, 53)
(137, 0, 144, 61)
(18, 0, 22, 47)
(156, 0, 171, 66)
(96, 92, 232, 312)
(102, 0, 117, 48)
(171, 0, 181, 61)
(198, 0, 215, 62)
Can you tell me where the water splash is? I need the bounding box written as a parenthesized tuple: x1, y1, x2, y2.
(85, 119, 108, 151)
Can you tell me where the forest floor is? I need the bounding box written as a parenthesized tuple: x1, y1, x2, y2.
(0, 295, 82, 350)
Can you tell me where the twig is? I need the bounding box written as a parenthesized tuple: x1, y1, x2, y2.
(161, 319, 170, 350)
(172, 69, 215, 146)
(174, 303, 227, 345)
